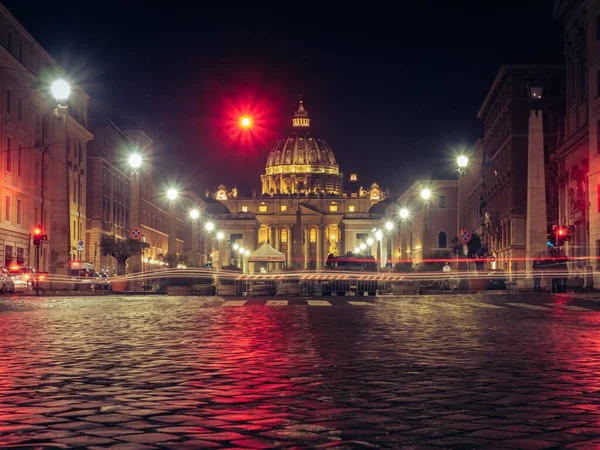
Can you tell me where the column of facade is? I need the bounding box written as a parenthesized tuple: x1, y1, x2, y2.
(286, 225, 292, 268)
(269, 225, 276, 271)
(304, 227, 309, 269)
(316, 224, 324, 270)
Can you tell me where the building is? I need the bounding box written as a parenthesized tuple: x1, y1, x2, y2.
(396, 180, 458, 267)
(85, 119, 132, 272)
(473, 65, 564, 273)
(553, 0, 597, 285)
(0, 4, 92, 274)
(211, 100, 388, 270)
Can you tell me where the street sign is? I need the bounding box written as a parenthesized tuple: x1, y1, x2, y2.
(463, 244, 468, 256)
(129, 226, 142, 240)
(77, 240, 85, 251)
(459, 229, 472, 244)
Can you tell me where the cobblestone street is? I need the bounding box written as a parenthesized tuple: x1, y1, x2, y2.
(2, 293, 600, 448)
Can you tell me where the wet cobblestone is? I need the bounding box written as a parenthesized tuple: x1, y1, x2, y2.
(0, 293, 600, 448)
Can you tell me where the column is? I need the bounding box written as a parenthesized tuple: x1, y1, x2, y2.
(316, 225, 322, 270)
(275, 225, 281, 252)
(168, 202, 177, 257)
(525, 109, 547, 287)
(286, 225, 292, 268)
(304, 227, 309, 269)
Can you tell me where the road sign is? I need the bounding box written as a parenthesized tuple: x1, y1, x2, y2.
(459, 229, 472, 244)
(77, 240, 85, 251)
(129, 226, 142, 240)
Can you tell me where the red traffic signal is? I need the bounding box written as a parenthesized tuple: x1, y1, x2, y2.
(557, 228, 565, 236)
(33, 226, 42, 236)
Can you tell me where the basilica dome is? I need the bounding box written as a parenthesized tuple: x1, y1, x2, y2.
(261, 100, 343, 196)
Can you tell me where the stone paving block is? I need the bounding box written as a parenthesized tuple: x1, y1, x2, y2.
(55, 435, 117, 446)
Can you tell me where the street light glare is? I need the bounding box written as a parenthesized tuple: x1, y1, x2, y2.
(216, 231, 224, 240)
(375, 230, 383, 241)
(359, 243, 367, 251)
(400, 208, 409, 219)
(240, 116, 252, 129)
(354, 246, 360, 254)
(385, 221, 393, 231)
(367, 238, 374, 246)
(233, 243, 239, 250)
(128, 153, 142, 169)
(420, 188, 432, 201)
(205, 222, 215, 232)
(190, 209, 200, 220)
(51, 79, 71, 101)
(244, 250, 250, 256)
(166, 188, 178, 201)
(457, 155, 469, 169)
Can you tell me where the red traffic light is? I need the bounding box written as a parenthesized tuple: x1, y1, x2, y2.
(557, 228, 565, 236)
(33, 226, 42, 236)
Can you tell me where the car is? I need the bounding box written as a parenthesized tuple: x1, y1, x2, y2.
(6, 266, 37, 289)
(487, 269, 506, 290)
(0, 271, 15, 294)
(94, 272, 111, 290)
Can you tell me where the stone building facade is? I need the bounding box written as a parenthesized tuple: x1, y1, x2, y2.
(211, 101, 388, 270)
(0, 4, 92, 275)
(475, 65, 564, 272)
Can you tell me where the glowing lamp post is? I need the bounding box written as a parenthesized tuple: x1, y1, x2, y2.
(400, 208, 409, 221)
(420, 188, 432, 265)
(205, 221, 215, 232)
(51, 79, 71, 104)
(167, 188, 178, 203)
(240, 116, 252, 129)
(190, 209, 200, 221)
(456, 154, 468, 269)
(166, 188, 179, 258)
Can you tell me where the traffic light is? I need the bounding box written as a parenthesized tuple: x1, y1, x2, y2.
(32, 225, 48, 246)
(547, 231, 556, 248)
(554, 225, 569, 247)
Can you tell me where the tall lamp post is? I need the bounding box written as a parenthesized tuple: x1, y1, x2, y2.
(385, 221, 394, 268)
(524, 81, 547, 288)
(420, 188, 431, 266)
(205, 221, 215, 266)
(456, 155, 468, 269)
(399, 208, 410, 265)
(189, 209, 200, 267)
(166, 188, 179, 260)
(128, 153, 143, 273)
(375, 229, 383, 271)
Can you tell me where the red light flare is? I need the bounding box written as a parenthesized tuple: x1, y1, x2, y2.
(212, 94, 278, 160)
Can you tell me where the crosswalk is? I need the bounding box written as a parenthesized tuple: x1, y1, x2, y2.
(219, 298, 596, 311)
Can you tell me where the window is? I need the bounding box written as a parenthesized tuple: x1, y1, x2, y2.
(4, 245, 12, 267)
(5, 196, 9, 221)
(16, 199, 21, 225)
(17, 98, 22, 121)
(439, 195, 446, 209)
(6, 90, 11, 114)
(329, 202, 338, 212)
(349, 205, 355, 212)
(17, 144, 21, 176)
(310, 228, 316, 243)
(6, 138, 11, 172)
(349, 173, 357, 181)
(280, 205, 287, 212)
(241, 205, 248, 212)
(258, 204, 268, 212)
(281, 228, 288, 243)
(438, 232, 447, 248)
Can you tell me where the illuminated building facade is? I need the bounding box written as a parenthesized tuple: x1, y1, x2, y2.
(211, 100, 388, 270)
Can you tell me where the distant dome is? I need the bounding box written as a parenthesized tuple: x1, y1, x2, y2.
(261, 99, 343, 196)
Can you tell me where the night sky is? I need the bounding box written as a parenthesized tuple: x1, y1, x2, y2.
(4, 1, 563, 196)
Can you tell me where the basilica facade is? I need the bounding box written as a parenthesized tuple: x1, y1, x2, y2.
(208, 100, 389, 270)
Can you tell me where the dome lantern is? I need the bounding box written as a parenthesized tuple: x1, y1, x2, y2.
(292, 97, 310, 128)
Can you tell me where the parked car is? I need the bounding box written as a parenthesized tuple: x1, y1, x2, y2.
(487, 269, 506, 290)
(0, 270, 15, 294)
(94, 273, 111, 290)
(6, 266, 37, 290)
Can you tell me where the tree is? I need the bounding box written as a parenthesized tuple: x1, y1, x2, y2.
(100, 236, 149, 275)
(161, 253, 187, 268)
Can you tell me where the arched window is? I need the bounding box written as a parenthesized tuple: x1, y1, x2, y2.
(310, 150, 316, 162)
(438, 232, 447, 248)
(285, 150, 292, 164)
(310, 228, 316, 243)
(281, 228, 288, 243)
(298, 150, 304, 163)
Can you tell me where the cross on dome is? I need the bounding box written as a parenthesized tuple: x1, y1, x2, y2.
(293, 96, 310, 128)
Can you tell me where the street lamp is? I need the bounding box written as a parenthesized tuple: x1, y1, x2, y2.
(50, 79, 71, 103)
(367, 237, 374, 246)
(205, 221, 215, 232)
(190, 209, 200, 220)
(233, 243, 239, 251)
(128, 153, 142, 171)
(216, 231, 224, 240)
(375, 230, 383, 241)
(385, 221, 393, 231)
(457, 155, 468, 173)
(167, 188, 178, 202)
(400, 208, 409, 220)
(354, 246, 360, 254)
(359, 243, 367, 252)
(420, 188, 431, 202)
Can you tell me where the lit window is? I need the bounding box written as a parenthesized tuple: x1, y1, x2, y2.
(281, 228, 288, 243)
(241, 205, 248, 212)
(349, 205, 355, 212)
(258, 204, 268, 212)
(280, 205, 287, 212)
(350, 174, 357, 181)
(329, 203, 338, 212)
(310, 228, 316, 242)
